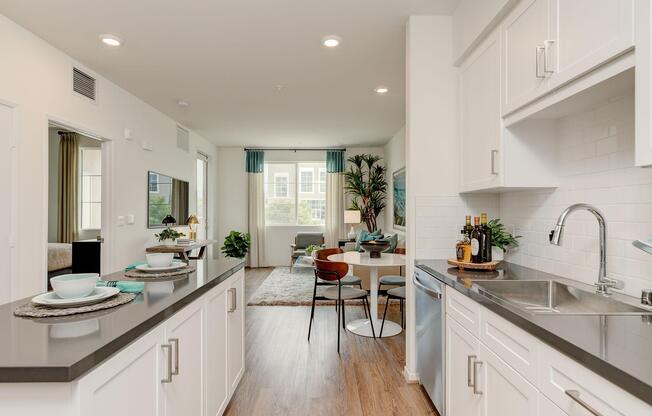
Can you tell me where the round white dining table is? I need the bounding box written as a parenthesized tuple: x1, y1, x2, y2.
(327, 251, 406, 338)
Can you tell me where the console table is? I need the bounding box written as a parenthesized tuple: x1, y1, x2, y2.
(146, 240, 217, 262)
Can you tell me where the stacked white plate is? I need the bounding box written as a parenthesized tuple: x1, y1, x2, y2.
(32, 287, 120, 308)
(135, 261, 187, 273)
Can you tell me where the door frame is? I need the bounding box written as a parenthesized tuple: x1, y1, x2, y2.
(196, 151, 209, 241)
(45, 116, 114, 280)
(0, 98, 18, 302)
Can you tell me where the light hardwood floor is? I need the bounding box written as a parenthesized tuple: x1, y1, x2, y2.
(223, 267, 438, 416)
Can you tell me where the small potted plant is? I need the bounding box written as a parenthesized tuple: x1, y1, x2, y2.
(305, 244, 321, 259)
(155, 228, 185, 246)
(487, 219, 521, 261)
(221, 231, 251, 259)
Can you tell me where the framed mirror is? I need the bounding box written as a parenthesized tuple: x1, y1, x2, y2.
(147, 171, 189, 228)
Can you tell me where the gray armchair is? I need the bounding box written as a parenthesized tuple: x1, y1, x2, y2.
(290, 232, 325, 272)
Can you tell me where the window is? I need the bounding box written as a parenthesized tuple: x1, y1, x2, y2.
(264, 162, 326, 225)
(80, 147, 101, 230)
(148, 172, 159, 192)
(274, 173, 289, 198)
(299, 168, 313, 193)
(319, 168, 326, 193)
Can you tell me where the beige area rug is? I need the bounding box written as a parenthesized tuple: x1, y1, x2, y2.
(247, 266, 396, 306)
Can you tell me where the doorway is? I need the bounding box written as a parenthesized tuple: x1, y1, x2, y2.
(196, 152, 209, 241)
(47, 122, 105, 285)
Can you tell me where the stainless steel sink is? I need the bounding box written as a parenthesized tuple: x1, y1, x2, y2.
(475, 280, 652, 315)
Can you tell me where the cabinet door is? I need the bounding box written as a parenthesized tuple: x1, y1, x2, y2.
(547, 0, 633, 90)
(539, 394, 569, 416)
(635, 0, 652, 167)
(227, 270, 245, 393)
(205, 285, 229, 416)
(502, 0, 550, 115)
(446, 316, 482, 416)
(478, 343, 539, 416)
(460, 30, 502, 192)
(162, 300, 204, 416)
(77, 326, 164, 416)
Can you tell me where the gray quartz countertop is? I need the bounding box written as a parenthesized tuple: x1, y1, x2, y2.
(416, 260, 652, 407)
(0, 257, 244, 382)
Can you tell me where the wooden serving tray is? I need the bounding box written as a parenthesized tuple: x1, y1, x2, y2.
(447, 259, 499, 271)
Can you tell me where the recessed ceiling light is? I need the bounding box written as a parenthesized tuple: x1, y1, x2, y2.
(374, 86, 389, 94)
(322, 36, 341, 48)
(99, 34, 122, 47)
(177, 100, 190, 107)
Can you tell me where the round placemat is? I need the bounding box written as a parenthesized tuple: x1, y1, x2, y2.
(124, 265, 195, 280)
(14, 292, 137, 318)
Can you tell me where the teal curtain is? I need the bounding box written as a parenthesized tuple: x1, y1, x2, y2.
(326, 150, 345, 173)
(246, 150, 264, 173)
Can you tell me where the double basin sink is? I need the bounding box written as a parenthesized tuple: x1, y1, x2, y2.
(474, 280, 652, 316)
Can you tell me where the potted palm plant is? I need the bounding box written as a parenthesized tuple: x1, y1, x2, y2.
(344, 154, 387, 232)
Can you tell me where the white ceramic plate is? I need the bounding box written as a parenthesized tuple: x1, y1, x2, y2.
(135, 261, 187, 273)
(32, 287, 120, 308)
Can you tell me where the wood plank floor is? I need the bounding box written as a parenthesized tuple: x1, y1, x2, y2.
(224, 267, 438, 416)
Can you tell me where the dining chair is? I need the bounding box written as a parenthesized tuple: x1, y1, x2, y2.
(378, 247, 406, 296)
(380, 286, 405, 337)
(308, 258, 375, 353)
(315, 248, 363, 289)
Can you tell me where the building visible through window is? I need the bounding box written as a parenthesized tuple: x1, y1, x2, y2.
(264, 162, 326, 225)
(80, 147, 101, 230)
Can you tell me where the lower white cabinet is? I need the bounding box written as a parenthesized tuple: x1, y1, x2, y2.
(227, 273, 245, 392)
(205, 284, 229, 416)
(446, 316, 482, 416)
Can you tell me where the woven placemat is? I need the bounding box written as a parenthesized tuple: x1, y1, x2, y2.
(14, 293, 137, 318)
(124, 265, 195, 280)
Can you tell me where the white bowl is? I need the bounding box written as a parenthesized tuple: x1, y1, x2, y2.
(146, 253, 174, 268)
(50, 273, 99, 299)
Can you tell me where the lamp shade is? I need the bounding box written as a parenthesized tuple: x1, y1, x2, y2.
(162, 215, 176, 226)
(344, 210, 361, 224)
(187, 215, 199, 225)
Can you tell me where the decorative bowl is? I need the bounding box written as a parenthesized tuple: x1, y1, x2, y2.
(50, 273, 99, 299)
(146, 253, 174, 268)
(360, 241, 390, 258)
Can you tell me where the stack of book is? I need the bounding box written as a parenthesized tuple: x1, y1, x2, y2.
(176, 238, 194, 246)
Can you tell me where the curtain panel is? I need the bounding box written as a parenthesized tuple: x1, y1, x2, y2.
(325, 149, 345, 247)
(57, 132, 79, 243)
(246, 150, 266, 267)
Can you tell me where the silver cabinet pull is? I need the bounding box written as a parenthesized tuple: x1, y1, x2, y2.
(565, 390, 603, 416)
(161, 344, 173, 383)
(467, 355, 476, 387)
(170, 338, 179, 376)
(491, 150, 499, 175)
(535, 46, 545, 78)
(543, 39, 555, 74)
(473, 360, 483, 395)
(228, 288, 237, 313)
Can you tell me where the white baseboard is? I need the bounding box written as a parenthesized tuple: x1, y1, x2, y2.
(403, 366, 419, 384)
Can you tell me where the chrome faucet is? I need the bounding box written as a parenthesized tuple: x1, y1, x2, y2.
(549, 203, 624, 295)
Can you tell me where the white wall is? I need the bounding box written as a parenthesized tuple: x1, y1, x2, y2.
(502, 92, 652, 298)
(0, 14, 218, 300)
(384, 126, 406, 236)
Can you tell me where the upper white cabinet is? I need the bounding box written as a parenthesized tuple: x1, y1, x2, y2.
(502, 0, 551, 114)
(635, 0, 652, 167)
(502, 0, 634, 116)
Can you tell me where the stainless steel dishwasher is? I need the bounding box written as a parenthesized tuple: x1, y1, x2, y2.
(414, 268, 445, 414)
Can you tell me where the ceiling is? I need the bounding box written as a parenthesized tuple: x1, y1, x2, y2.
(0, 0, 458, 147)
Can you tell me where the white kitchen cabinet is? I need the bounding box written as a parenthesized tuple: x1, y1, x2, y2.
(460, 29, 502, 191)
(635, 0, 652, 167)
(478, 343, 539, 416)
(227, 271, 245, 392)
(162, 298, 205, 416)
(547, 0, 634, 91)
(205, 284, 229, 416)
(445, 316, 482, 416)
(77, 326, 165, 416)
(539, 394, 569, 416)
(502, 0, 551, 115)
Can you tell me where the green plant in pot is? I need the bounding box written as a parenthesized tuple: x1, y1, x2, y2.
(487, 219, 521, 261)
(155, 228, 185, 245)
(221, 231, 251, 259)
(305, 244, 321, 258)
(344, 154, 387, 232)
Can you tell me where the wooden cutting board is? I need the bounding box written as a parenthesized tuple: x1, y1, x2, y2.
(447, 259, 499, 271)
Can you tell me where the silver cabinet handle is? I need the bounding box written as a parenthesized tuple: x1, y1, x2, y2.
(491, 150, 499, 175)
(543, 39, 555, 74)
(565, 390, 603, 416)
(161, 344, 173, 383)
(170, 338, 179, 376)
(413, 274, 442, 299)
(228, 288, 237, 313)
(467, 355, 476, 387)
(473, 360, 483, 395)
(535, 46, 545, 78)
